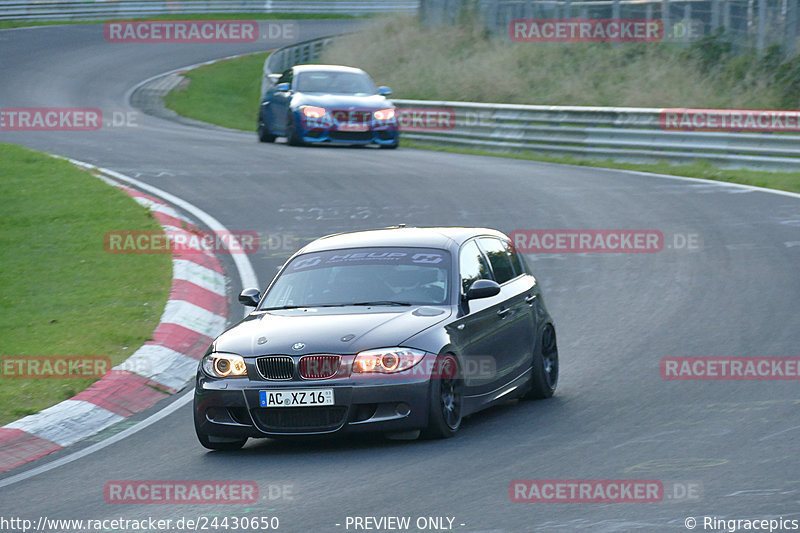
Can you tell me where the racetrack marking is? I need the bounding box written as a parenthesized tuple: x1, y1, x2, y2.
(0, 159, 257, 488)
(173, 258, 226, 290)
(0, 391, 193, 489)
(159, 299, 227, 339)
(758, 424, 800, 442)
(115, 344, 200, 391)
(622, 458, 729, 473)
(5, 400, 123, 448)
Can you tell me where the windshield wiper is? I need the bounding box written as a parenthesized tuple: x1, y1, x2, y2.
(349, 301, 412, 307)
(260, 304, 344, 311)
(261, 301, 413, 310)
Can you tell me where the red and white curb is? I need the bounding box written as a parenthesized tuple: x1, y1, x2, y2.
(0, 182, 229, 474)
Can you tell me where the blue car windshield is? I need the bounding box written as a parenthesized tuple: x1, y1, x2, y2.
(294, 71, 377, 95)
(260, 247, 451, 308)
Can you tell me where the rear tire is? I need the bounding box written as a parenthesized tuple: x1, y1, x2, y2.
(257, 119, 276, 143)
(525, 324, 558, 400)
(379, 141, 399, 149)
(422, 355, 463, 439)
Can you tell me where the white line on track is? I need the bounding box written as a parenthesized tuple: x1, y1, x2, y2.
(0, 159, 259, 488)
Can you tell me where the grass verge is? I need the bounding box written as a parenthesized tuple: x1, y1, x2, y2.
(0, 143, 172, 426)
(164, 52, 268, 132)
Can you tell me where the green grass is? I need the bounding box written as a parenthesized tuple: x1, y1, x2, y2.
(164, 52, 268, 132)
(0, 13, 360, 30)
(161, 48, 800, 195)
(321, 16, 800, 109)
(0, 143, 172, 426)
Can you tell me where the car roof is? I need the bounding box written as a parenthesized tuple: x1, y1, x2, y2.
(292, 64, 367, 75)
(298, 226, 510, 254)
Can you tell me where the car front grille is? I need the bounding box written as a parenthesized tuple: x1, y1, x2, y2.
(331, 110, 372, 122)
(251, 406, 348, 432)
(330, 131, 373, 142)
(256, 356, 294, 380)
(299, 355, 341, 379)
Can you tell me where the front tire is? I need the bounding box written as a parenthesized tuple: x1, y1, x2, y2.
(422, 355, 463, 439)
(286, 112, 304, 146)
(525, 324, 558, 399)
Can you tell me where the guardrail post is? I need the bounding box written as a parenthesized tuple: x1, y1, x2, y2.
(723, 0, 731, 30)
(711, 0, 720, 30)
(757, 0, 767, 50)
(788, 0, 798, 55)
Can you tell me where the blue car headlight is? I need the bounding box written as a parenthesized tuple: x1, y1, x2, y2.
(373, 108, 396, 121)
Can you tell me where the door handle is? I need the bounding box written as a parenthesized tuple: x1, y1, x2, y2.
(497, 308, 510, 318)
(525, 294, 537, 304)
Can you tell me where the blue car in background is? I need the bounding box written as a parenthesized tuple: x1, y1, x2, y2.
(257, 65, 399, 149)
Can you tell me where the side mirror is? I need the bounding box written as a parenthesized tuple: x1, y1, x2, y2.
(466, 279, 501, 301)
(378, 86, 392, 96)
(238, 288, 261, 307)
(275, 82, 290, 92)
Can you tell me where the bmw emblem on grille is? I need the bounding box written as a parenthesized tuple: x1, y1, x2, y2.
(292, 342, 305, 351)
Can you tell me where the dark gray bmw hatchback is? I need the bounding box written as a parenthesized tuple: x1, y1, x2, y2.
(194, 226, 558, 449)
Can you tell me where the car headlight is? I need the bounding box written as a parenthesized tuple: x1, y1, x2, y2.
(373, 108, 396, 120)
(352, 348, 425, 374)
(301, 106, 327, 119)
(202, 353, 248, 378)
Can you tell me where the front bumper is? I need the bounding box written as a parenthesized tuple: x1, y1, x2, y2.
(194, 354, 434, 439)
(299, 114, 399, 146)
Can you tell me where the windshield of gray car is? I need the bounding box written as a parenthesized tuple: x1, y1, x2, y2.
(260, 247, 451, 308)
(294, 71, 378, 95)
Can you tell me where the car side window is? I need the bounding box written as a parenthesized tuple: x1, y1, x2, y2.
(278, 69, 292, 86)
(478, 237, 517, 284)
(507, 239, 526, 276)
(459, 240, 491, 294)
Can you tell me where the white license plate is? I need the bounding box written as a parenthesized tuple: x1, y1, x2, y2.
(259, 389, 334, 407)
(338, 122, 369, 132)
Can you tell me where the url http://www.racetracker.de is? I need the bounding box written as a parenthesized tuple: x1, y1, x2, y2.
(0, 515, 281, 532)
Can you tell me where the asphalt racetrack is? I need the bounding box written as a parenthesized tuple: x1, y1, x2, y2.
(1, 19, 799, 532)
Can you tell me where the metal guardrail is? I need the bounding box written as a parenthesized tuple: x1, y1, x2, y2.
(0, 1, 419, 21)
(262, 34, 800, 171)
(392, 100, 800, 170)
